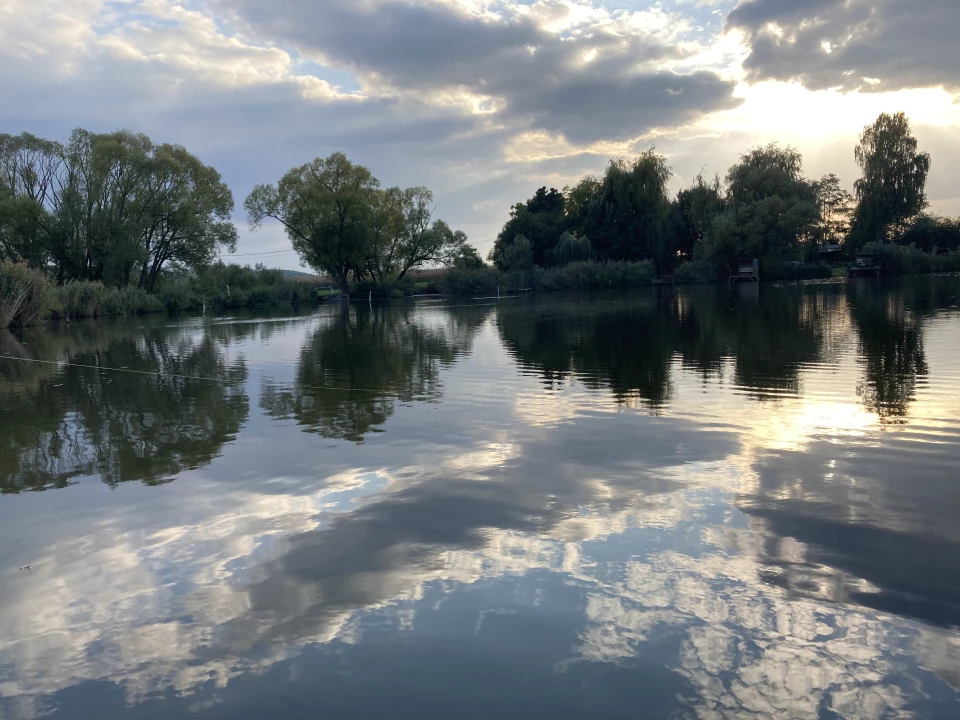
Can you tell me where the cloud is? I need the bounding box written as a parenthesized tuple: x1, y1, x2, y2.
(727, 0, 960, 93)
(217, 0, 742, 142)
(1, 0, 959, 267)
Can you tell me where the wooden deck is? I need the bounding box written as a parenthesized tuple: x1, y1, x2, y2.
(729, 259, 759, 284)
(848, 253, 881, 277)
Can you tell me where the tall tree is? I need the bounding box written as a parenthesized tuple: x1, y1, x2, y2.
(0, 129, 235, 287)
(135, 143, 237, 292)
(490, 186, 567, 268)
(812, 173, 854, 249)
(671, 172, 724, 262)
(245, 152, 379, 293)
(851, 112, 931, 246)
(583, 150, 673, 266)
(563, 176, 601, 237)
(697, 144, 818, 272)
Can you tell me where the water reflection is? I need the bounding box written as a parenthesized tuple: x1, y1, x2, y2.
(850, 280, 932, 422)
(1, 278, 960, 718)
(0, 321, 248, 493)
(497, 283, 842, 405)
(260, 304, 491, 441)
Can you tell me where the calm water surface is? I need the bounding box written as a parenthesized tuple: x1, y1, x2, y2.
(2, 278, 960, 719)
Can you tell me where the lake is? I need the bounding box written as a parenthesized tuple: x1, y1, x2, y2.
(2, 277, 960, 719)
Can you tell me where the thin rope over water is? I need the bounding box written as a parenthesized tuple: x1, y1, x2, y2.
(0, 355, 387, 394)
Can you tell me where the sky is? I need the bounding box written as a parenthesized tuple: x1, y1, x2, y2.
(1, 0, 958, 270)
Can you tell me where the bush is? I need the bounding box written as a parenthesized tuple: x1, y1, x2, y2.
(763, 262, 835, 281)
(438, 261, 654, 296)
(53, 281, 166, 319)
(545, 233, 596, 267)
(861, 242, 933, 275)
(438, 267, 504, 296)
(675, 259, 715, 284)
(535, 260, 654, 291)
(156, 282, 200, 312)
(0, 262, 55, 328)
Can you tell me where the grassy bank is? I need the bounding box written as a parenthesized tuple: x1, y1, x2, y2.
(1, 261, 320, 329)
(674, 259, 836, 284)
(858, 243, 960, 275)
(437, 260, 656, 296)
(1, 263, 55, 329)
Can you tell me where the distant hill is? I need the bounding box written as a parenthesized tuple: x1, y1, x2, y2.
(282, 269, 326, 283)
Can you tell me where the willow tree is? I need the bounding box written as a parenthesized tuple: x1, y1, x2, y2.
(851, 112, 931, 246)
(582, 150, 673, 266)
(697, 144, 818, 271)
(0, 129, 235, 287)
(246, 152, 379, 293)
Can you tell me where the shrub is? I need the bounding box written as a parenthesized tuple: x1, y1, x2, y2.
(156, 282, 200, 312)
(438, 267, 503, 296)
(439, 260, 654, 296)
(54, 281, 166, 319)
(860, 242, 933, 275)
(0, 262, 55, 328)
(675, 259, 715, 284)
(545, 233, 596, 267)
(763, 262, 834, 281)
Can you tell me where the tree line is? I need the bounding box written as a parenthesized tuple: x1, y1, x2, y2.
(0, 130, 236, 291)
(2, 112, 955, 306)
(1, 132, 483, 297)
(490, 112, 955, 278)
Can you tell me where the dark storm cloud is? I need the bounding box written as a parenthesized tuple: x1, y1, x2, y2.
(726, 0, 960, 93)
(218, 0, 741, 142)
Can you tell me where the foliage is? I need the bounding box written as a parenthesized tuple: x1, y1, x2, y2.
(671, 172, 724, 263)
(563, 177, 601, 236)
(762, 262, 835, 281)
(813, 173, 854, 252)
(437, 266, 504, 296)
(534, 260, 655, 291)
(858, 241, 960, 275)
(246, 153, 478, 293)
(52, 281, 164, 319)
(544, 232, 595, 267)
(674, 259, 716, 285)
(0, 129, 236, 290)
(245, 152, 377, 293)
(448, 241, 485, 269)
(851, 112, 931, 247)
(156, 261, 315, 311)
(438, 260, 654, 296)
(498, 234, 534, 272)
(0, 261, 55, 328)
(490, 187, 567, 268)
(896, 214, 960, 253)
(695, 144, 818, 274)
(582, 150, 673, 266)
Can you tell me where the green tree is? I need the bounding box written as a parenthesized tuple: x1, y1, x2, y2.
(135, 142, 237, 292)
(0, 129, 235, 288)
(392, 186, 449, 282)
(898, 214, 960, 253)
(490, 187, 567, 268)
(544, 231, 595, 267)
(563, 176, 601, 237)
(498, 233, 534, 272)
(245, 152, 379, 293)
(697, 144, 818, 273)
(813, 173, 854, 251)
(851, 112, 931, 247)
(671, 172, 724, 262)
(582, 150, 673, 266)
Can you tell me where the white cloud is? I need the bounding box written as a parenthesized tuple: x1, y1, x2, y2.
(0, 0, 958, 267)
